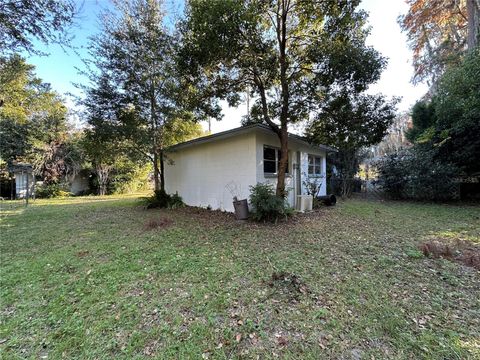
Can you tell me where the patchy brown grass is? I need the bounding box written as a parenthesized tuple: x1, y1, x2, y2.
(266, 271, 310, 300)
(76, 250, 90, 257)
(143, 217, 173, 230)
(420, 240, 480, 270)
(420, 241, 454, 258)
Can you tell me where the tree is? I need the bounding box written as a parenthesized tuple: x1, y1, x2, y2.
(82, 0, 200, 193)
(432, 48, 480, 175)
(377, 49, 480, 201)
(306, 92, 397, 197)
(0, 0, 77, 55)
(0, 55, 74, 184)
(405, 100, 436, 143)
(467, 0, 480, 50)
(399, 0, 480, 85)
(0, 56, 33, 163)
(180, 0, 386, 197)
(367, 112, 412, 158)
(82, 130, 127, 196)
(80, 73, 137, 195)
(405, 49, 480, 175)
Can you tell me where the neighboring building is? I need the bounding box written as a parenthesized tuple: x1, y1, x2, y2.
(165, 124, 332, 212)
(12, 163, 35, 199)
(70, 171, 91, 195)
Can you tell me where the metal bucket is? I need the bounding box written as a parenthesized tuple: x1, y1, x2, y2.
(233, 199, 249, 220)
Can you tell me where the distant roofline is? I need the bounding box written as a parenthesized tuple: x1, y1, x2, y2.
(167, 123, 336, 152)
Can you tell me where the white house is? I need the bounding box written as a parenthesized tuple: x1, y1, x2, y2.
(165, 124, 332, 212)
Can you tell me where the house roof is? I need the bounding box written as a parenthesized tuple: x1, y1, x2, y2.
(168, 123, 336, 152)
(10, 163, 33, 173)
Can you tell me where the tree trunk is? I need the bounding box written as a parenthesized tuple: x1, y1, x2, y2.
(276, 127, 289, 197)
(96, 164, 110, 196)
(275, 0, 289, 198)
(153, 150, 160, 192)
(160, 150, 165, 192)
(339, 149, 357, 198)
(467, 0, 480, 49)
(149, 81, 162, 192)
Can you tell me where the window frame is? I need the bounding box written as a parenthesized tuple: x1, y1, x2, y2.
(263, 145, 289, 175)
(308, 154, 323, 176)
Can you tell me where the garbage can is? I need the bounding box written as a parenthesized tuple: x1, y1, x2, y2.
(233, 199, 249, 220)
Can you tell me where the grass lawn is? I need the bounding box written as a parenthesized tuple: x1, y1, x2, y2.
(1, 195, 479, 359)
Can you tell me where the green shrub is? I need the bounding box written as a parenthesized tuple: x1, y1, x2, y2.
(109, 162, 152, 194)
(376, 149, 459, 201)
(35, 183, 71, 198)
(249, 183, 293, 222)
(143, 190, 184, 209)
(168, 193, 185, 209)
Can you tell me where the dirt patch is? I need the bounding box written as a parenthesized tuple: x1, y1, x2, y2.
(143, 340, 161, 357)
(143, 217, 173, 230)
(265, 272, 310, 302)
(77, 250, 90, 257)
(420, 240, 480, 270)
(175, 206, 235, 225)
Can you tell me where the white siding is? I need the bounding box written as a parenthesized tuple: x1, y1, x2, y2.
(254, 132, 296, 206)
(165, 127, 328, 213)
(254, 131, 327, 207)
(165, 133, 257, 212)
(299, 151, 327, 197)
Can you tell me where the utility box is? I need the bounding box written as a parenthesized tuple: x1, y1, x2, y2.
(296, 195, 313, 212)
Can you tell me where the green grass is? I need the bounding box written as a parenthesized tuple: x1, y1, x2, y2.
(1, 195, 479, 359)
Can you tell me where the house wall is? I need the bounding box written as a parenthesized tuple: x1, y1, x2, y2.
(165, 132, 257, 212)
(254, 131, 327, 207)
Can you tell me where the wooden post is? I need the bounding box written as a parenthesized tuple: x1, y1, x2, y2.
(10, 176, 14, 200)
(25, 170, 29, 206)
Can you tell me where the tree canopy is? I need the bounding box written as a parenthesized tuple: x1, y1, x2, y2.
(180, 0, 389, 196)
(81, 0, 182, 191)
(406, 49, 480, 174)
(0, 55, 81, 184)
(80, 0, 208, 193)
(0, 0, 77, 55)
(399, 0, 479, 85)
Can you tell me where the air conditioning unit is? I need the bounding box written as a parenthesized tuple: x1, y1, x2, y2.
(296, 195, 313, 212)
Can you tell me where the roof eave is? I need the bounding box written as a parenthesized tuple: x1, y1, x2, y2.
(167, 123, 335, 152)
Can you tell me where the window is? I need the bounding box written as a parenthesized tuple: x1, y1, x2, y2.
(263, 146, 288, 174)
(308, 155, 322, 176)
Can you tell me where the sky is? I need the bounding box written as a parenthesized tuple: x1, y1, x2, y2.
(25, 0, 428, 133)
